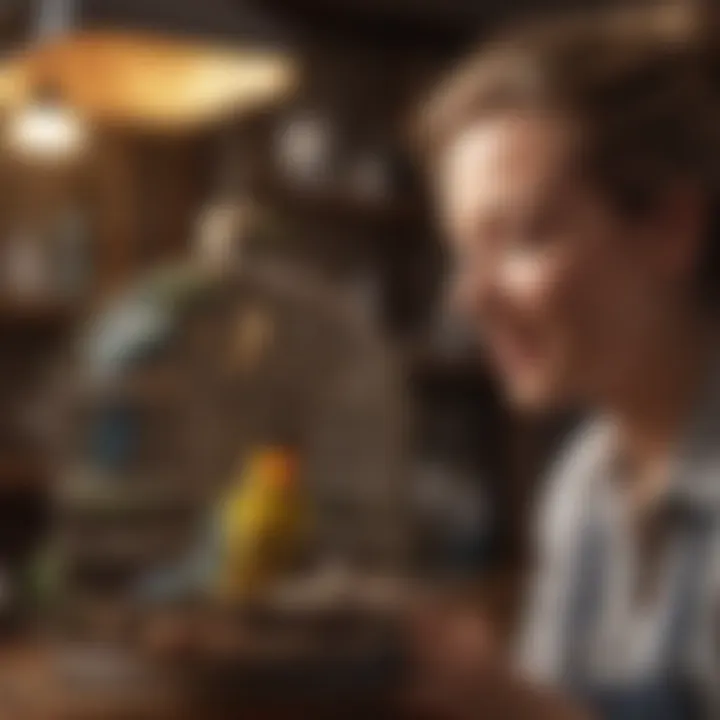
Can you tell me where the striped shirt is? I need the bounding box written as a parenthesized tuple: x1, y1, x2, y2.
(517, 362, 720, 716)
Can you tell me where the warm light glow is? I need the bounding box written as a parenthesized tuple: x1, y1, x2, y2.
(0, 32, 298, 131)
(6, 100, 86, 161)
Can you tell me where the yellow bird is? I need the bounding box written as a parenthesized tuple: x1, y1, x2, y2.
(215, 446, 309, 603)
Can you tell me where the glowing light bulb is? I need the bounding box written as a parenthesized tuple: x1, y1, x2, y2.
(6, 100, 87, 162)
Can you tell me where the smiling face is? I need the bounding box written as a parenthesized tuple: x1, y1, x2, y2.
(438, 112, 698, 412)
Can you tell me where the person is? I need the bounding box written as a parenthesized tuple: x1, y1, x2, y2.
(412, 2, 720, 718)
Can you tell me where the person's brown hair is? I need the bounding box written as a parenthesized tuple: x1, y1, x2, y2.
(418, 1, 720, 300)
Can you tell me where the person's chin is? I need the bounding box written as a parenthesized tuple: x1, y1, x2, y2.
(504, 376, 565, 415)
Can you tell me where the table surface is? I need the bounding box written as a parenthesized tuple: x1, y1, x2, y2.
(0, 638, 444, 720)
(0, 574, 522, 720)
(0, 642, 586, 720)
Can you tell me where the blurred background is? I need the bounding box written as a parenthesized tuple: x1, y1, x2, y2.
(0, 0, 589, 636)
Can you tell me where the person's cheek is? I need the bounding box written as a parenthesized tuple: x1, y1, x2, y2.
(546, 236, 630, 398)
(496, 248, 585, 398)
(449, 265, 481, 325)
(500, 251, 555, 306)
(448, 248, 501, 341)
(497, 251, 561, 349)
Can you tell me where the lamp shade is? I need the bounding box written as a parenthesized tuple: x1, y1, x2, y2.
(0, 31, 297, 131)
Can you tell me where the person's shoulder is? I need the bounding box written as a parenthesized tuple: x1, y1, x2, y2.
(535, 418, 610, 550)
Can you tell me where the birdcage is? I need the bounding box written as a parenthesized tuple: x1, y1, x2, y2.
(32, 259, 410, 715)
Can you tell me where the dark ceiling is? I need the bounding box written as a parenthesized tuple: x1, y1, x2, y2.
(81, 0, 295, 46)
(85, 0, 581, 49)
(3, 0, 620, 55)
